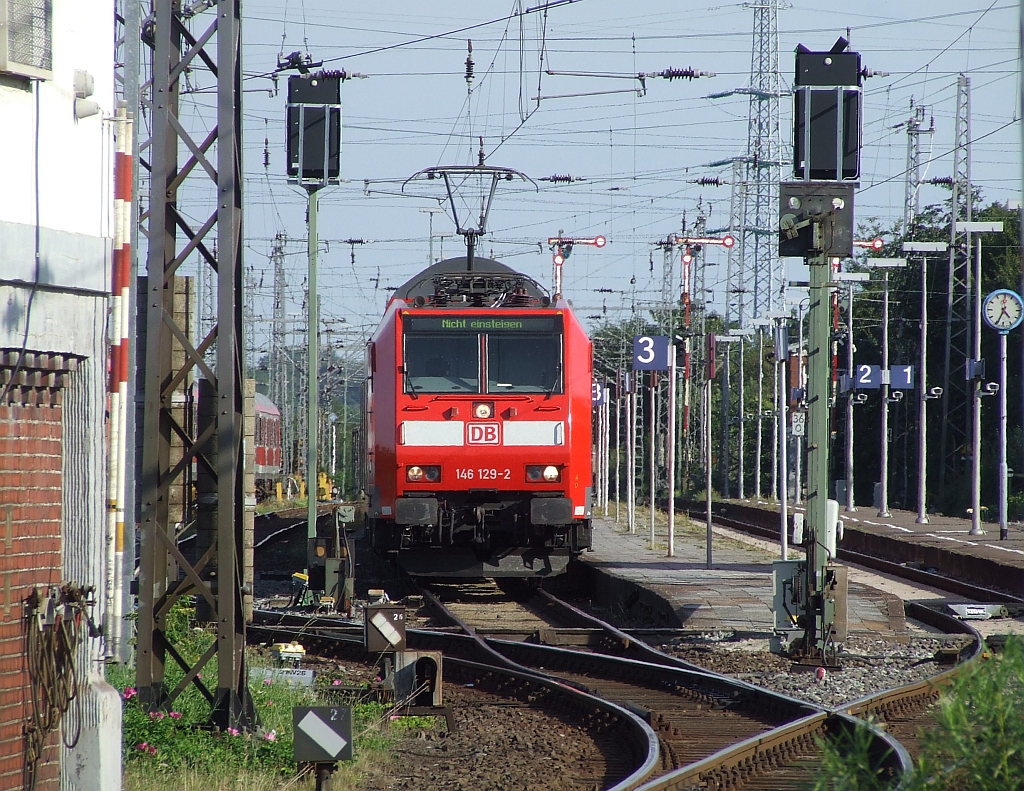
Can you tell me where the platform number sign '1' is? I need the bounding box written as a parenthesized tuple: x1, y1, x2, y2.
(890, 365, 914, 389)
(632, 335, 670, 371)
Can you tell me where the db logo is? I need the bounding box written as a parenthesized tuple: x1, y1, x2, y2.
(467, 423, 500, 445)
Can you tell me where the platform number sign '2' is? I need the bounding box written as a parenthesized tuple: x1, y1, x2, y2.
(632, 335, 670, 371)
(855, 364, 881, 389)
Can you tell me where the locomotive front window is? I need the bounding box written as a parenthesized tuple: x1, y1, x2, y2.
(404, 333, 480, 393)
(487, 334, 562, 393)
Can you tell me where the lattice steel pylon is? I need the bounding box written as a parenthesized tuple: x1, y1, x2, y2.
(137, 0, 253, 728)
(903, 101, 934, 232)
(269, 235, 291, 473)
(939, 74, 973, 489)
(741, 0, 783, 325)
(725, 158, 747, 324)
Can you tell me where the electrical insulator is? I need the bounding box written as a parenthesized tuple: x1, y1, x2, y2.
(694, 176, 723, 187)
(465, 39, 475, 84)
(926, 176, 953, 186)
(660, 67, 697, 80)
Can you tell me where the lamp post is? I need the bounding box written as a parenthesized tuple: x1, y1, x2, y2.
(903, 242, 948, 524)
(751, 317, 781, 499)
(831, 273, 871, 512)
(981, 288, 1024, 540)
(793, 299, 809, 504)
(859, 258, 907, 518)
(957, 222, 1005, 535)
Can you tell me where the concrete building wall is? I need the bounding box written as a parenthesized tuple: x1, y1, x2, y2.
(0, 0, 122, 788)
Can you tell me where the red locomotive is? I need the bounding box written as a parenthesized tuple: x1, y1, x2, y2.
(365, 256, 593, 577)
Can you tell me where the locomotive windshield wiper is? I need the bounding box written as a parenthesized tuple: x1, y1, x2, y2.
(402, 365, 419, 399)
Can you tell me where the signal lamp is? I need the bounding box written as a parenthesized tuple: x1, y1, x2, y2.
(406, 465, 440, 483)
(527, 465, 561, 482)
(473, 401, 494, 419)
(722, 235, 735, 248)
(594, 235, 607, 248)
(682, 252, 693, 265)
(553, 252, 565, 265)
(542, 465, 561, 482)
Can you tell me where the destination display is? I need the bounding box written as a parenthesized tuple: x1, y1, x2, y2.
(404, 315, 561, 333)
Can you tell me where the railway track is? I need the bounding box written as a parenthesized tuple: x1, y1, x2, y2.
(254, 578, 982, 789)
(419, 574, 996, 788)
(250, 498, 1001, 788)
(415, 581, 854, 788)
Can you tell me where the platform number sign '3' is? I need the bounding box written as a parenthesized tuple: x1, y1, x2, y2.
(592, 383, 607, 406)
(632, 335, 670, 371)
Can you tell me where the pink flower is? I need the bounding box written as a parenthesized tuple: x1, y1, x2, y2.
(331, 679, 342, 686)
(263, 678, 273, 685)
(148, 711, 165, 721)
(136, 742, 149, 751)
(226, 727, 240, 737)
(389, 715, 399, 721)
(263, 730, 277, 742)
(123, 687, 137, 700)
(148, 746, 157, 755)
(196, 673, 202, 679)
(169, 712, 182, 719)
(266, 700, 273, 706)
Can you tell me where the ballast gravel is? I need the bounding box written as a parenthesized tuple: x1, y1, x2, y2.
(661, 633, 974, 709)
(359, 683, 621, 791)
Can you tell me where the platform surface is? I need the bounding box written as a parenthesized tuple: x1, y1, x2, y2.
(768, 499, 1024, 598)
(583, 514, 905, 636)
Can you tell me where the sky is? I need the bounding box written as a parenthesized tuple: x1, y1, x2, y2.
(166, 0, 1023, 355)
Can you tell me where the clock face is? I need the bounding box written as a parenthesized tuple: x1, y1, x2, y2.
(984, 291, 1024, 332)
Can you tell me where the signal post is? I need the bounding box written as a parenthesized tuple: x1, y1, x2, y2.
(772, 39, 866, 664)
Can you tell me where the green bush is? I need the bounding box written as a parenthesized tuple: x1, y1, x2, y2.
(810, 635, 1024, 791)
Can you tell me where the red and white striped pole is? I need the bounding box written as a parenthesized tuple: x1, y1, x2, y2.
(106, 106, 133, 658)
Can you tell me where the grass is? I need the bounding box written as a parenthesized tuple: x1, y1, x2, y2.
(809, 635, 1024, 791)
(112, 601, 440, 791)
(256, 496, 307, 515)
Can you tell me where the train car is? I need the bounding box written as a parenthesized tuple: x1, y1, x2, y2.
(365, 256, 593, 577)
(254, 392, 283, 500)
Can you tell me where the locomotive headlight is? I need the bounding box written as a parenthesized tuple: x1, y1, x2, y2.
(406, 465, 440, 483)
(527, 465, 561, 483)
(473, 401, 494, 419)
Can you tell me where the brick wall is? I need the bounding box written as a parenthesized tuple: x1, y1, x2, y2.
(0, 402, 64, 791)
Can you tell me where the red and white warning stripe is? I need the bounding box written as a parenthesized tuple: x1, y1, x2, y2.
(107, 105, 133, 657)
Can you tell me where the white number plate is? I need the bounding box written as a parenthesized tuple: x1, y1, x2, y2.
(455, 468, 511, 481)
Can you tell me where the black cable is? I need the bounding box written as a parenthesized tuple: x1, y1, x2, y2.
(0, 80, 43, 405)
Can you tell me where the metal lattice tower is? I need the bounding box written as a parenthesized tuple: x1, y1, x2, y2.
(725, 158, 747, 324)
(741, 0, 783, 325)
(903, 101, 934, 232)
(660, 241, 675, 336)
(137, 0, 253, 728)
(939, 74, 973, 488)
(269, 236, 291, 473)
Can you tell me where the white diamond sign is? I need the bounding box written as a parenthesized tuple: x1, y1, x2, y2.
(292, 706, 353, 763)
